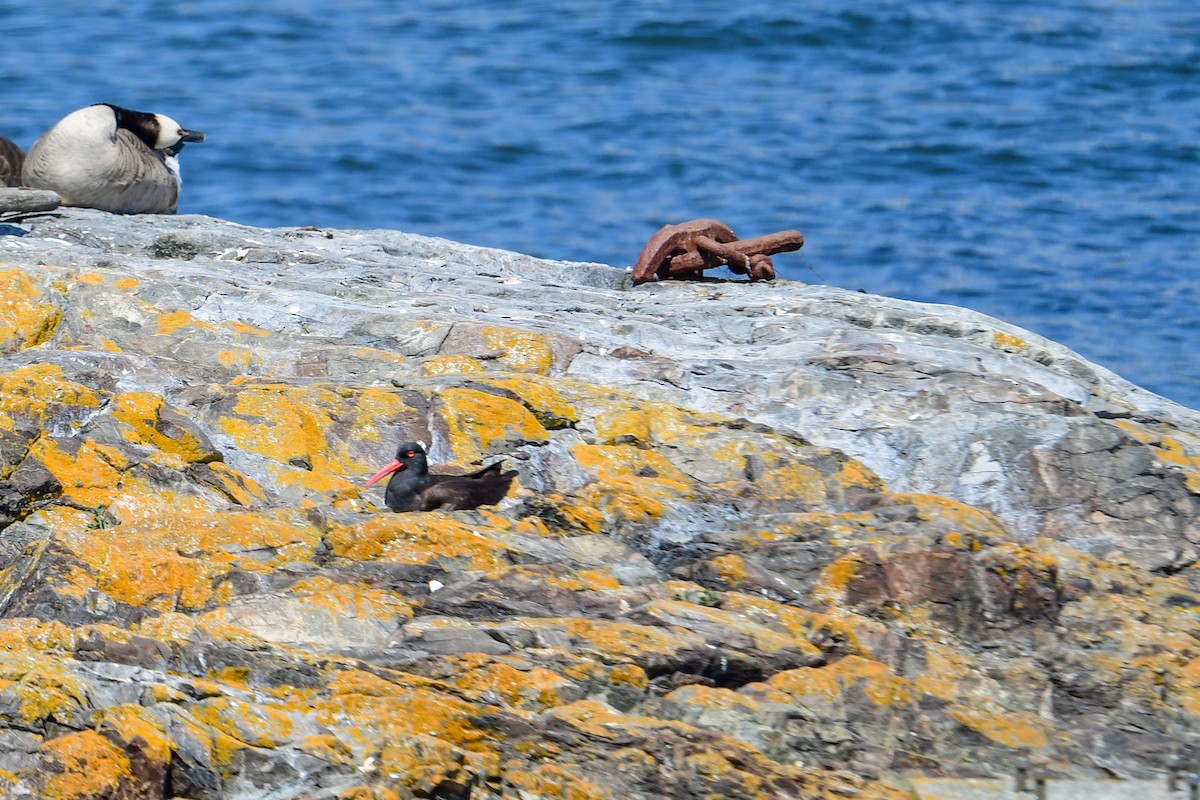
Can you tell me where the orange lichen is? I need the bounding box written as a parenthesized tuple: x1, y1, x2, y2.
(327, 513, 518, 571)
(1111, 419, 1200, 493)
(202, 461, 269, 505)
(217, 348, 258, 369)
(156, 309, 214, 334)
(992, 331, 1026, 351)
(766, 656, 913, 709)
(59, 509, 321, 609)
(0, 363, 103, 435)
(93, 704, 173, 766)
(435, 387, 550, 462)
(227, 320, 271, 337)
(0, 268, 62, 353)
(480, 375, 579, 428)
(113, 277, 139, 291)
(889, 493, 1009, 540)
(812, 554, 865, 605)
(593, 401, 723, 448)
(110, 392, 217, 463)
(712, 553, 748, 584)
(37, 730, 132, 800)
(422, 354, 485, 375)
(720, 592, 872, 656)
(608, 663, 649, 689)
(16, 664, 90, 725)
(451, 659, 570, 710)
(29, 437, 128, 507)
(217, 383, 390, 493)
(946, 704, 1049, 749)
(318, 671, 490, 757)
(480, 326, 555, 374)
(502, 762, 607, 800)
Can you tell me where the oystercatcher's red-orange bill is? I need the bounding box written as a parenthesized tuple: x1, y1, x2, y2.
(366, 459, 404, 486)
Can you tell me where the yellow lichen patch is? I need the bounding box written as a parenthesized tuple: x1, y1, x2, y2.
(217, 348, 259, 369)
(992, 331, 1026, 351)
(37, 730, 133, 800)
(0, 268, 62, 353)
(593, 400, 722, 447)
(29, 437, 128, 507)
(480, 326, 555, 374)
(912, 642, 975, 702)
(720, 592, 874, 656)
(571, 444, 690, 484)
(712, 553, 748, 584)
(641, 599, 821, 658)
(16, 664, 90, 725)
(422, 354, 485, 376)
(547, 699, 695, 741)
(502, 762, 607, 800)
(288, 575, 415, 626)
(811, 553, 865, 605)
(713, 444, 831, 504)
(888, 494, 1010, 541)
(451, 657, 572, 710)
(523, 617, 705, 665)
(350, 388, 415, 445)
(188, 696, 296, 753)
(609, 663, 649, 689)
(832, 457, 887, 492)
(352, 347, 407, 366)
(59, 509, 322, 610)
(318, 671, 490, 759)
(478, 375, 579, 428)
(571, 444, 694, 522)
(524, 496, 605, 534)
(436, 387, 549, 462)
(0, 363, 103, 434)
(1111, 419, 1200, 493)
(764, 656, 913, 711)
(113, 277, 138, 291)
(110, 392, 217, 463)
(93, 704, 173, 765)
(946, 702, 1049, 749)
(217, 383, 373, 492)
(156, 309, 214, 334)
(379, 735, 481, 796)
(326, 513, 518, 571)
(133, 611, 199, 645)
(0, 618, 77, 653)
(226, 320, 271, 337)
(203, 461, 269, 506)
(665, 683, 766, 715)
(73, 272, 106, 285)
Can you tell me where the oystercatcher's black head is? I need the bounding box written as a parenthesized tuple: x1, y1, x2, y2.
(365, 441, 428, 487)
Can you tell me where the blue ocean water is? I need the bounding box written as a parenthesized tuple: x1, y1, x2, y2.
(3, 2, 1198, 407)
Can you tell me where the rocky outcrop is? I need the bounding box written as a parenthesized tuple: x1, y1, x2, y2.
(0, 209, 1198, 798)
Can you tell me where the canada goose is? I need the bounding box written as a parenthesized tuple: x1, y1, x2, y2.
(22, 104, 205, 214)
(366, 442, 519, 512)
(0, 136, 23, 187)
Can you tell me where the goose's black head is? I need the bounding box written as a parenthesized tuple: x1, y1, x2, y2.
(99, 103, 206, 151)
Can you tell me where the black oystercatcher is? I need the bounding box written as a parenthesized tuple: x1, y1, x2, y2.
(365, 441, 518, 512)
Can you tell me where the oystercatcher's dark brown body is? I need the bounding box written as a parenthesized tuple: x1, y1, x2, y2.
(366, 442, 517, 512)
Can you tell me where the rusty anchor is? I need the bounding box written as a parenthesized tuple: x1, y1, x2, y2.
(631, 218, 804, 285)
